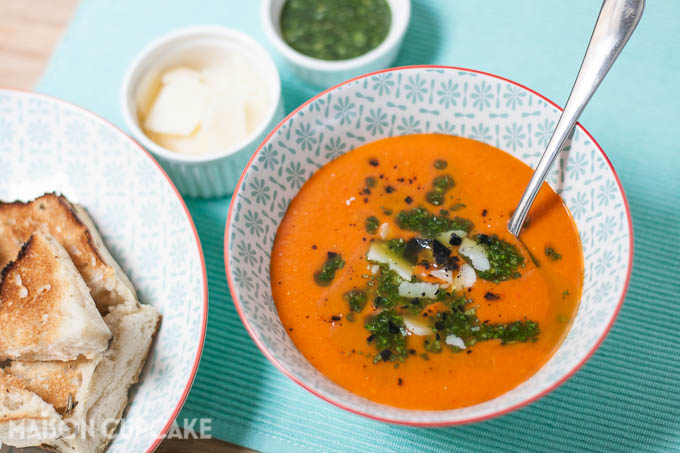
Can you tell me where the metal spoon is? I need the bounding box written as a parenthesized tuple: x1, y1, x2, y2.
(507, 0, 644, 237)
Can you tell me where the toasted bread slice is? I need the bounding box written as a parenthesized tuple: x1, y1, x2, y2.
(5, 356, 101, 417)
(0, 194, 139, 314)
(0, 232, 111, 361)
(0, 369, 70, 448)
(8, 305, 161, 453)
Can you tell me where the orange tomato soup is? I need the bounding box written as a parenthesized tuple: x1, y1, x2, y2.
(271, 134, 583, 410)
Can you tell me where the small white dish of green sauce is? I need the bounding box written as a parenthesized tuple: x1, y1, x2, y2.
(262, 0, 411, 87)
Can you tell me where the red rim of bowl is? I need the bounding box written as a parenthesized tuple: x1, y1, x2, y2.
(223, 65, 634, 426)
(0, 88, 209, 450)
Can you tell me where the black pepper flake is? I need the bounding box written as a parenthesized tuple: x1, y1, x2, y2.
(367, 334, 375, 343)
(369, 158, 379, 167)
(449, 233, 462, 246)
(398, 378, 403, 386)
(361, 187, 371, 195)
(311, 245, 317, 250)
(327, 251, 338, 259)
(380, 349, 392, 361)
(397, 177, 405, 183)
(466, 350, 472, 354)
(404, 196, 413, 204)
(432, 240, 451, 265)
(288, 328, 293, 331)
(482, 209, 488, 217)
(363, 198, 369, 203)
(379, 174, 384, 179)
(408, 349, 416, 355)
(331, 315, 341, 321)
(484, 292, 501, 301)
(478, 234, 492, 245)
(385, 185, 395, 193)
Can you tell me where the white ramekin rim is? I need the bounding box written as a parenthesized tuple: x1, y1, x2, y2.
(261, 0, 411, 73)
(120, 25, 282, 164)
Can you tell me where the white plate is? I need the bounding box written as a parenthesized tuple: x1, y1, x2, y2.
(0, 90, 207, 452)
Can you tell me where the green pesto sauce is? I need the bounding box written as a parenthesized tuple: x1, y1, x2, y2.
(280, 0, 391, 61)
(313, 252, 345, 286)
(358, 265, 539, 363)
(426, 174, 455, 206)
(365, 215, 380, 234)
(344, 289, 368, 312)
(365, 310, 407, 363)
(473, 234, 525, 283)
(545, 246, 562, 261)
(396, 206, 473, 237)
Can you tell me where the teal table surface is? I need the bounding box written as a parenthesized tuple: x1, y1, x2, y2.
(36, 1, 680, 452)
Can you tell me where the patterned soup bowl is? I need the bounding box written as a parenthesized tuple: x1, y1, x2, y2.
(225, 66, 633, 425)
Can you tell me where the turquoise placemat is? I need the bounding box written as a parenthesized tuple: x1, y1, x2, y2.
(35, 1, 680, 451)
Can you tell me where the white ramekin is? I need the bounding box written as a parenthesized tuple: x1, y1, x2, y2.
(121, 26, 285, 198)
(261, 0, 411, 88)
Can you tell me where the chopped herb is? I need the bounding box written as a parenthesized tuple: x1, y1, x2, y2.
(431, 305, 540, 348)
(419, 353, 430, 361)
(365, 216, 380, 234)
(369, 158, 379, 166)
(386, 238, 406, 255)
(439, 209, 449, 217)
(365, 176, 377, 188)
(424, 336, 442, 353)
(484, 292, 501, 301)
(365, 310, 407, 363)
(426, 174, 455, 206)
(344, 290, 368, 312)
(481, 209, 488, 217)
(381, 206, 393, 216)
(562, 290, 570, 299)
(434, 159, 448, 169)
(385, 185, 395, 193)
(472, 234, 524, 283)
(396, 206, 473, 237)
(545, 246, 562, 261)
(279, 0, 391, 61)
(557, 314, 570, 323)
(450, 202, 466, 211)
(345, 312, 356, 322)
(374, 267, 403, 309)
(479, 320, 540, 344)
(313, 252, 345, 286)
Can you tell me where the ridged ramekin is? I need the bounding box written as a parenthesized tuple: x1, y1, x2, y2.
(261, 0, 411, 88)
(121, 26, 284, 198)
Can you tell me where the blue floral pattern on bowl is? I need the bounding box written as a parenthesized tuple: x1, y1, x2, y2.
(0, 90, 206, 450)
(226, 67, 632, 425)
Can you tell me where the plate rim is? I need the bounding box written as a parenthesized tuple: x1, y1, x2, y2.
(0, 88, 209, 451)
(223, 65, 634, 426)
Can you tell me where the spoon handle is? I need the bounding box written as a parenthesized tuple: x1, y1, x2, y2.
(507, 0, 644, 237)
